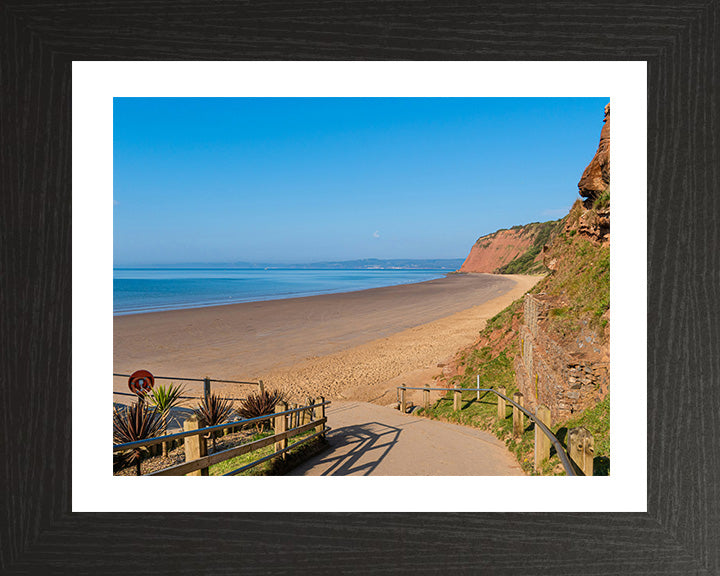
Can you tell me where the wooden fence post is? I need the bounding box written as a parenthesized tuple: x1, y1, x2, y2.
(534, 404, 552, 472)
(183, 415, 208, 476)
(423, 386, 430, 411)
(568, 427, 594, 476)
(497, 386, 506, 419)
(315, 396, 326, 438)
(203, 377, 211, 404)
(305, 396, 313, 425)
(453, 388, 461, 412)
(476, 375, 481, 401)
(512, 392, 524, 437)
(259, 380, 265, 396)
(400, 386, 406, 413)
(289, 403, 296, 429)
(274, 402, 288, 459)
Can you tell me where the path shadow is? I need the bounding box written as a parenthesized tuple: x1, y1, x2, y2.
(549, 426, 568, 460)
(293, 422, 401, 476)
(594, 456, 611, 476)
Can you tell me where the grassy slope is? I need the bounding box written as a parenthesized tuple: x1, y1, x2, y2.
(495, 219, 564, 275)
(419, 202, 610, 475)
(531, 201, 610, 342)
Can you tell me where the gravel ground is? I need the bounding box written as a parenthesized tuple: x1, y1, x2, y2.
(114, 426, 260, 476)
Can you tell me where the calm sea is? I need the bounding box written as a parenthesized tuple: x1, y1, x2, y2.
(113, 268, 449, 315)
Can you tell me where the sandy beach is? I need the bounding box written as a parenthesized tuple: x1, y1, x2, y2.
(114, 273, 540, 403)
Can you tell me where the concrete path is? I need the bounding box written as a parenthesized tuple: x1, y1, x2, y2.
(289, 401, 524, 476)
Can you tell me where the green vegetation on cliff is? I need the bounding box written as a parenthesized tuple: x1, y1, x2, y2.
(420, 350, 610, 476)
(419, 200, 610, 475)
(496, 219, 564, 275)
(532, 201, 610, 342)
(421, 106, 611, 474)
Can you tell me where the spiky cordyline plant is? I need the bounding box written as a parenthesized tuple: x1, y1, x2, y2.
(113, 401, 164, 475)
(237, 389, 286, 433)
(149, 382, 186, 414)
(149, 382, 187, 456)
(193, 393, 235, 452)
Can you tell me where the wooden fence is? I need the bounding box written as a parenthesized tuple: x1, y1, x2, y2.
(397, 385, 594, 476)
(113, 398, 329, 476)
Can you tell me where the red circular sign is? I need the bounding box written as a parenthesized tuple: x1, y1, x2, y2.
(128, 369, 154, 396)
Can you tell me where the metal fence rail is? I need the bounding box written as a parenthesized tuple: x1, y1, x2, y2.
(113, 372, 264, 403)
(112, 390, 248, 402)
(114, 399, 330, 477)
(112, 373, 261, 385)
(397, 385, 577, 476)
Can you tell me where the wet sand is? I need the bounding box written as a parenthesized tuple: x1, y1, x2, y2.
(114, 273, 540, 402)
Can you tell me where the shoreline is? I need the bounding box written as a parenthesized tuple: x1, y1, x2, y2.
(113, 273, 540, 403)
(113, 269, 451, 316)
(258, 274, 540, 404)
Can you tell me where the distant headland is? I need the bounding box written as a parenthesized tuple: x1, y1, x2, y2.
(116, 258, 466, 270)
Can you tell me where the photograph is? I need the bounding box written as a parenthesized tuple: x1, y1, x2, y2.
(112, 96, 611, 478)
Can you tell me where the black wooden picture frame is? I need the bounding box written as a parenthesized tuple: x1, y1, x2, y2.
(2, 2, 718, 574)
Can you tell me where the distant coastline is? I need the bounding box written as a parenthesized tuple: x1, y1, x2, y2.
(113, 267, 454, 316)
(114, 257, 465, 271)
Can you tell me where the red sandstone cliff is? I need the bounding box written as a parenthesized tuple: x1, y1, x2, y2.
(460, 105, 610, 275)
(459, 229, 535, 273)
(577, 103, 610, 205)
(573, 104, 610, 243)
(436, 104, 611, 472)
(458, 221, 560, 274)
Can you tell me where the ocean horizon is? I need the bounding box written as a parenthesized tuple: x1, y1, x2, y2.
(113, 268, 450, 315)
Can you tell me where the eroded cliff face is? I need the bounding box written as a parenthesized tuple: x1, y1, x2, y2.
(567, 104, 611, 245)
(577, 103, 610, 205)
(435, 104, 611, 471)
(459, 220, 560, 274)
(459, 228, 536, 273)
(459, 106, 610, 275)
(518, 105, 611, 419)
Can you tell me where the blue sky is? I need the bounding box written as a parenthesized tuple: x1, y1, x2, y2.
(114, 97, 608, 266)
